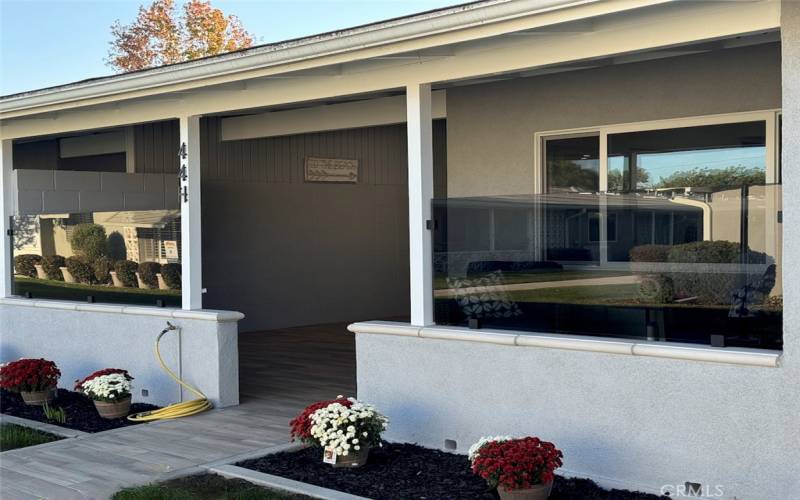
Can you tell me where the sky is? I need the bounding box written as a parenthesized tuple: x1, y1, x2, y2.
(0, 0, 458, 96)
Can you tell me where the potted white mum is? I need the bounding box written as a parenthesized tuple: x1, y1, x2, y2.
(291, 396, 388, 468)
(79, 370, 133, 419)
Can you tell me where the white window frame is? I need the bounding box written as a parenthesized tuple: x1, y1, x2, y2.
(534, 109, 781, 194)
(533, 109, 782, 266)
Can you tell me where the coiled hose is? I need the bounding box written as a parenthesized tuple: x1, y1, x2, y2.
(127, 322, 213, 421)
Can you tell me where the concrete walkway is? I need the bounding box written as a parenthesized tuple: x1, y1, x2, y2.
(0, 323, 357, 500)
(0, 406, 292, 499)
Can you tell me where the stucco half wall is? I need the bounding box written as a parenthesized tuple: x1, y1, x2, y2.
(353, 326, 796, 498)
(0, 299, 241, 408)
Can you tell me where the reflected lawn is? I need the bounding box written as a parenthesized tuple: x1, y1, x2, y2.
(13, 276, 181, 307)
(433, 270, 629, 289)
(506, 283, 640, 305)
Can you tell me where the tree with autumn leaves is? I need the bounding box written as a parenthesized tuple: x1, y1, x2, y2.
(108, 0, 253, 72)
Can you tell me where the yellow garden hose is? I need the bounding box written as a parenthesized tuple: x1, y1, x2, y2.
(128, 322, 213, 421)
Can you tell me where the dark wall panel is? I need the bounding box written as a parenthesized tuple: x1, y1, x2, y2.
(134, 120, 179, 174)
(200, 118, 447, 331)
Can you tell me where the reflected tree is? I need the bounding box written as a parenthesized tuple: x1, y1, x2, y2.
(12, 216, 39, 251)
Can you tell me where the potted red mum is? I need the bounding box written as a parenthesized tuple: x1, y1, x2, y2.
(0, 358, 61, 405)
(470, 436, 563, 500)
(290, 396, 353, 443)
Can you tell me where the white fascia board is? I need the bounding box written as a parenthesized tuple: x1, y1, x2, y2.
(0, 0, 673, 118)
(221, 90, 446, 141)
(0, 0, 780, 140)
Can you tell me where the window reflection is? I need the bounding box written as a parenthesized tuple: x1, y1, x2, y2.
(545, 135, 599, 193)
(433, 119, 781, 350)
(11, 210, 182, 307)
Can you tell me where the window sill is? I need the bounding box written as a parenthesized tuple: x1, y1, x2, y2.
(0, 296, 245, 322)
(347, 321, 781, 368)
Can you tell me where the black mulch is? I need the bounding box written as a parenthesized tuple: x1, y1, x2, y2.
(0, 388, 159, 433)
(238, 443, 667, 500)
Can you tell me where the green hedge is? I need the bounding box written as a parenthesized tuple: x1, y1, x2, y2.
(93, 256, 115, 285)
(13, 254, 42, 278)
(629, 245, 671, 263)
(631, 241, 773, 305)
(68, 223, 108, 261)
(138, 262, 161, 288)
(65, 256, 95, 284)
(41, 255, 66, 281)
(114, 260, 139, 288)
(160, 263, 181, 290)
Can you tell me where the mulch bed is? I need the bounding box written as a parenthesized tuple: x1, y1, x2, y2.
(0, 388, 159, 433)
(238, 443, 667, 500)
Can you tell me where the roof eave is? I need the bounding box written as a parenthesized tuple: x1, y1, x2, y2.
(0, 0, 631, 117)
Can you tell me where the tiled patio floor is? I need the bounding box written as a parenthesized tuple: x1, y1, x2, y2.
(0, 323, 357, 500)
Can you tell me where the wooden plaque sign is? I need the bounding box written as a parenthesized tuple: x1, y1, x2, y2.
(304, 157, 359, 183)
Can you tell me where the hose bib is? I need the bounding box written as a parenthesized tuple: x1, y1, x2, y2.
(127, 322, 213, 421)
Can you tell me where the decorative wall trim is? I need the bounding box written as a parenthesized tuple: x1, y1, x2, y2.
(347, 321, 782, 367)
(0, 297, 244, 322)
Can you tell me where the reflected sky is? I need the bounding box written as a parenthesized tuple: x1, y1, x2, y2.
(609, 146, 766, 189)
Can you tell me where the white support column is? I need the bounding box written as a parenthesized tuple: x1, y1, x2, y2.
(0, 140, 13, 297)
(179, 116, 203, 310)
(407, 83, 434, 326)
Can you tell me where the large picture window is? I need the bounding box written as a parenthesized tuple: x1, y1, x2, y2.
(433, 111, 782, 351)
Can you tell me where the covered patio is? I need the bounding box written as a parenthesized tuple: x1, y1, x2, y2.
(2, 0, 798, 498)
(238, 323, 356, 412)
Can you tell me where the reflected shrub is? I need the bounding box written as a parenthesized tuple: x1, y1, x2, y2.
(66, 256, 95, 284)
(161, 263, 181, 290)
(13, 254, 42, 278)
(42, 255, 66, 281)
(638, 274, 674, 304)
(670, 241, 746, 264)
(93, 256, 115, 285)
(668, 242, 770, 305)
(68, 223, 108, 261)
(632, 241, 773, 305)
(629, 245, 671, 263)
(114, 260, 139, 287)
(138, 262, 161, 288)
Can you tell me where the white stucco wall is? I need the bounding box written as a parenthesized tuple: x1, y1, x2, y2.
(356, 328, 795, 498)
(0, 299, 241, 408)
(355, 9, 798, 500)
(446, 43, 782, 197)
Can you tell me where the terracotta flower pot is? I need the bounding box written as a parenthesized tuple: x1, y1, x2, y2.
(326, 446, 371, 468)
(498, 482, 553, 500)
(94, 396, 132, 419)
(20, 387, 56, 406)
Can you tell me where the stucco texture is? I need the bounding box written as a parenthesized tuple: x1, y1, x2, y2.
(0, 303, 239, 408)
(446, 43, 782, 197)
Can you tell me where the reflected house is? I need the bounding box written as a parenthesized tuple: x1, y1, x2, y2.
(12, 210, 181, 264)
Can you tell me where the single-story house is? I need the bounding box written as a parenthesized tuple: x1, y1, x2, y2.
(1, 0, 797, 498)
